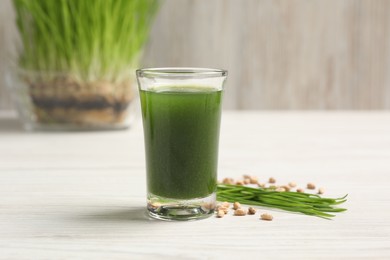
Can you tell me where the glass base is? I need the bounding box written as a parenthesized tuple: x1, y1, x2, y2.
(147, 192, 216, 221)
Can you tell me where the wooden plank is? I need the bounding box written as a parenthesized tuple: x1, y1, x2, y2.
(0, 111, 390, 258)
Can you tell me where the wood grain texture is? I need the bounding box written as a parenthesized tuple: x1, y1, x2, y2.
(0, 111, 390, 259)
(145, 0, 390, 109)
(1, 0, 390, 110)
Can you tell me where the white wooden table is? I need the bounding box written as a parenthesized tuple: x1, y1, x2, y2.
(0, 111, 389, 259)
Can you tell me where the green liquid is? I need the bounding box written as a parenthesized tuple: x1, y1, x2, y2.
(140, 86, 222, 199)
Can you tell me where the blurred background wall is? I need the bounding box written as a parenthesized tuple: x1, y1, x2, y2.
(1, 0, 390, 110)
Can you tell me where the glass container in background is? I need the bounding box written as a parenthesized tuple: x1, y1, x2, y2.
(9, 0, 158, 131)
(136, 68, 227, 221)
(8, 69, 136, 131)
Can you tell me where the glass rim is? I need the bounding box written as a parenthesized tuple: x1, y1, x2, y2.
(136, 67, 227, 79)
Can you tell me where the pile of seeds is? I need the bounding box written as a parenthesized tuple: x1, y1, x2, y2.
(221, 175, 325, 195)
(216, 174, 347, 219)
(216, 201, 273, 221)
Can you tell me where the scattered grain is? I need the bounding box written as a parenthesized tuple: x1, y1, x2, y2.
(222, 178, 235, 185)
(248, 207, 257, 215)
(269, 177, 276, 183)
(221, 207, 229, 214)
(307, 183, 316, 190)
(249, 176, 258, 184)
(288, 182, 297, 188)
(216, 210, 225, 218)
(221, 201, 230, 208)
(260, 213, 273, 221)
(234, 208, 246, 216)
(148, 202, 161, 209)
(296, 188, 304, 193)
(281, 185, 290, 192)
(202, 202, 215, 210)
(233, 202, 241, 210)
(318, 187, 325, 194)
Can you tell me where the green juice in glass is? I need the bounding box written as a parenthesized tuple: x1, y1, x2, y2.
(140, 86, 222, 200)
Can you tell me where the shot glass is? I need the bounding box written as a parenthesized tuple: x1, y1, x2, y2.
(136, 68, 227, 221)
